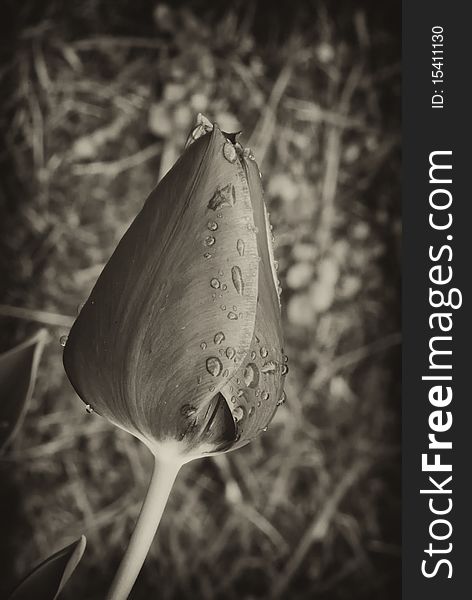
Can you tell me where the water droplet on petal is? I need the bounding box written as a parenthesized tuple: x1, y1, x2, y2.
(243, 363, 259, 388)
(257, 400, 262, 407)
(205, 235, 215, 246)
(210, 278, 220, 289)
(204, 252, 212, 259)
(208, 184, 235, 210)
(207, 221, 218, 231)
(243, 147, 255, 161)
(231, 396, 237, 404)
(206, 357, 223, 377)
(60, 335, 68, 347)
(236, 239, 245, 256)
(260, 347, 268, 358)
(223, 368, 229, 377)
(277, 391, 287, 406)
(248, 406, 255, 417)
(261, 361, 277, 373)
(227, 312, 238, 320)
(233, 406, 245, 422)
(222, 284, 227, 290)
(220, 304, 226, 310)
(261, 391, 269, 401)
(283, 354, 289, 363)
(200, 341, 207, 350)
(214, 332, 225, 345)
(226, 347, 236, 359)
(281, 364, 289, 376)
(181, 404, 197, 418)
(223, 142, 237, 163)
(231, 265, 244, 295)
(85, 404, 94, 414)
(251, 351, 256, 360)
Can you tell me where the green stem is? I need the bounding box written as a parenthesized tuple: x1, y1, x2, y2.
(106, 457, 181, 600)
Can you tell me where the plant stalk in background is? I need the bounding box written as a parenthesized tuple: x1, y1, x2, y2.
(63, 115, 287, 599)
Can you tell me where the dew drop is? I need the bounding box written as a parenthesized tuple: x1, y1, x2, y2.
(262, 426, 268, 432)
(207, 221, 218, 231)
(209, 385, 215, 392)
(226, 347, 236, 359)
(197, 375, 202, 384)
(236, 239, 245, 256)
(210, 278, 220, 289)
(205, 235, 215, 246)
(281, 364, 289, 376)
(214, 332, 225, 345)
(220, 304, 226, 310)
(59, 335, 68, 347)
(208, 184, 235, 210)
(181, 404, 197, 418)
(261, 361, 277, 373)
(277, 391, 287, 406)
(231, 265, 244, 295)
(204, 252, 212, 259)
(223, 368, 229, 377)
(260, 347, 268, 358)
(227, 312, 238, 320)
(243, 363, 259, 388)
(200, 341, 207, 350)
(251, 350, 256, 360)
(222, 284, 227, 291)
(243, 147, 255, 161)
(237, 389, 245, 397)
(85, 404, 94, 414)
(233, 406, 245, 422)
(255, 389, 260, 397)
(223, 142, 237, 163)
(206, 357, 223, 377)
(261, 391, 269, 401)
(248, 406, 255, 417)
(231, 396, 237, 404)
(283, 354, 289, 363)
(257, 400, 262, 407)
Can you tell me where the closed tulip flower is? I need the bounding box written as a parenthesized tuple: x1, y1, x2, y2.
(63, 115, 286, 599)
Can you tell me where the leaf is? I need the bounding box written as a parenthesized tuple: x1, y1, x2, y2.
(8, 535, 86, 600)
(0, 328, 49, 450)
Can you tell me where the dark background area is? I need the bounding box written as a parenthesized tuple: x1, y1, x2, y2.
(0, 1, 400, 598)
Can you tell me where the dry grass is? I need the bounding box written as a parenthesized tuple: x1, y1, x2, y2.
(0, 2, 400, 599)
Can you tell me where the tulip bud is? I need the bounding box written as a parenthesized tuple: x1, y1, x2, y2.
(63, 118, 286, 463)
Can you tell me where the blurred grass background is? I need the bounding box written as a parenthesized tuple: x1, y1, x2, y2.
(0, 1, 400, 598)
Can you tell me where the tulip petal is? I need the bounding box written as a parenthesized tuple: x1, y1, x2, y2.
(219, 154, 286, 445)
(64, 126, 260, 456)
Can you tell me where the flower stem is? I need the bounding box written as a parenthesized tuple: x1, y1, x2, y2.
(106, 457, 181, 600)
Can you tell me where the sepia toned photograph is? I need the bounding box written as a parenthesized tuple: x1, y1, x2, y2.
(0, 1, 400, 599)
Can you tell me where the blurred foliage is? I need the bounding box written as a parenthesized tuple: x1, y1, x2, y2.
(0, 1, 400, 599)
